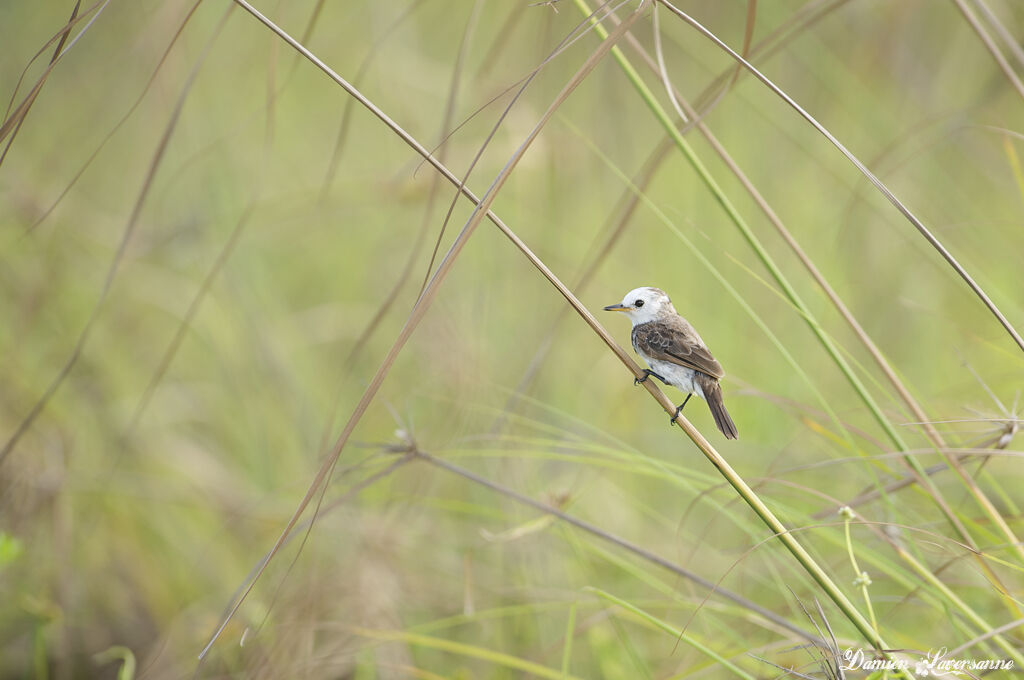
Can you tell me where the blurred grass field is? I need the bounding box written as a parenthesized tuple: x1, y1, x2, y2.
(2, 0, 1024, 678)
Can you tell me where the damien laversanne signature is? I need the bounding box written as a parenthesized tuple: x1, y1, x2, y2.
(841, 647, 1014, 675)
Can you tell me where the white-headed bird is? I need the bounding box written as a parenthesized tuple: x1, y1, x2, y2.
(604, 287, 738, 439)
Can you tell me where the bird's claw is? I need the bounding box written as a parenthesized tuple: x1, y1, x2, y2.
(669, 394, 692, 426)
(635, 369, 666, 386)
(669, 404, 683, 426)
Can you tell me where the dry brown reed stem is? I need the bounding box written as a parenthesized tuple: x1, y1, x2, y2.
(493, 136, 675, 431)
(51, 2, 80, 65)
(733, 1, 757, 88)
(201, 0, 645, 657)
(677, 0, 851, 139)
(655, 0, 1024, 355)
(0, 3, 235, 466)
(971, 0, 1024, 70)
(408, 1, 643, 206)
(24, 0, 206, 235)
(415, 451, 821, 644)
(212, 453, 417, 642)
(951, 0, 1024, 102)
(415, 0, 634, 298)
(314, 0, 477, 456)
(0, 0, 107, 163)
(319, 0, 432, 198)
(416, 0, 488, 295)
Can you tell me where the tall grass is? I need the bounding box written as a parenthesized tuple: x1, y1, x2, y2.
(1, 1, 1022, 678)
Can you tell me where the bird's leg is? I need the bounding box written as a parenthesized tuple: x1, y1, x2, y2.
(669, 394, 693, 426)
(634, 369, 668, 386)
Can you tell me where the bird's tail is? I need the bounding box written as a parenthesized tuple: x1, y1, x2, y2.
(696, 374, 738, 439)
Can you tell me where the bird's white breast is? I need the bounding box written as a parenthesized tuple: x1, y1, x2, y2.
(635, 350, 706, 401)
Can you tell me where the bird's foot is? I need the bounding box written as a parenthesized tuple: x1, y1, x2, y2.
(669, 394, 693, 426)
(635, 369, 667, 386)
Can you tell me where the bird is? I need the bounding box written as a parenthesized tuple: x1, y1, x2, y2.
(604, 286, 738, 439)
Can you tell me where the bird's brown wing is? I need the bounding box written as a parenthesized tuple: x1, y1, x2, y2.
(632, 318, 725, 379)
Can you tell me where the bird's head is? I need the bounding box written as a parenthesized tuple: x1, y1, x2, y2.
(603, 287, 674, 325)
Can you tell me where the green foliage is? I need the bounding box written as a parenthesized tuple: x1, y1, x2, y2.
(93, 647, 137, 680)
(0, 532, 24, 570)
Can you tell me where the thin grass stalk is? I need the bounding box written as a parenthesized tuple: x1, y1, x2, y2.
(731, 511, 1024, 665)
(655, 0, 1024, 355)
(587, 399, 1017, 640)
(50, 2, 79, 71)
(946, 617, 1024, 659)
(317, 0, 477, 452)
(560, 601, 577, 678)
(414, 0, 486, 293)
(218, 454, 415, 630)
(318, 0, 432, 199)
(24, 0, 205, 235)
(566, 535, 801, 651)
(839, 508, 879, 636)
(758, 489, 1024, 656)
(586, 587, 757, 678)
(972, 0, 1024, 70)
(653, 0, 852, 143)
(418, 451, 819, 643)
(414, 0, 636, 298)
(0, 0, 109, 160)
(491, 136, 675, 433)
(950, 0, 1024, 102)
(445, 433, 1020, 652)
(576, 0, 1022, 610)
(892, 542, 1024, 664)
(127, 203, 254, 433)
(353, 628, 586, 680)
(615, 15, 1024, 572)
(0, 3, 233, 466)
(202, 0, 644, 656)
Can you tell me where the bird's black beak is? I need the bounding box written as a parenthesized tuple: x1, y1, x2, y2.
(603, 304, 630, 312)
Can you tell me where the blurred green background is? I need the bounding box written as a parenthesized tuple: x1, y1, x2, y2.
(2, 0, 1024, 677)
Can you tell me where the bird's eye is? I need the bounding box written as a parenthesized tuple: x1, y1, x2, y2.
(634, 299, 644, 307)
